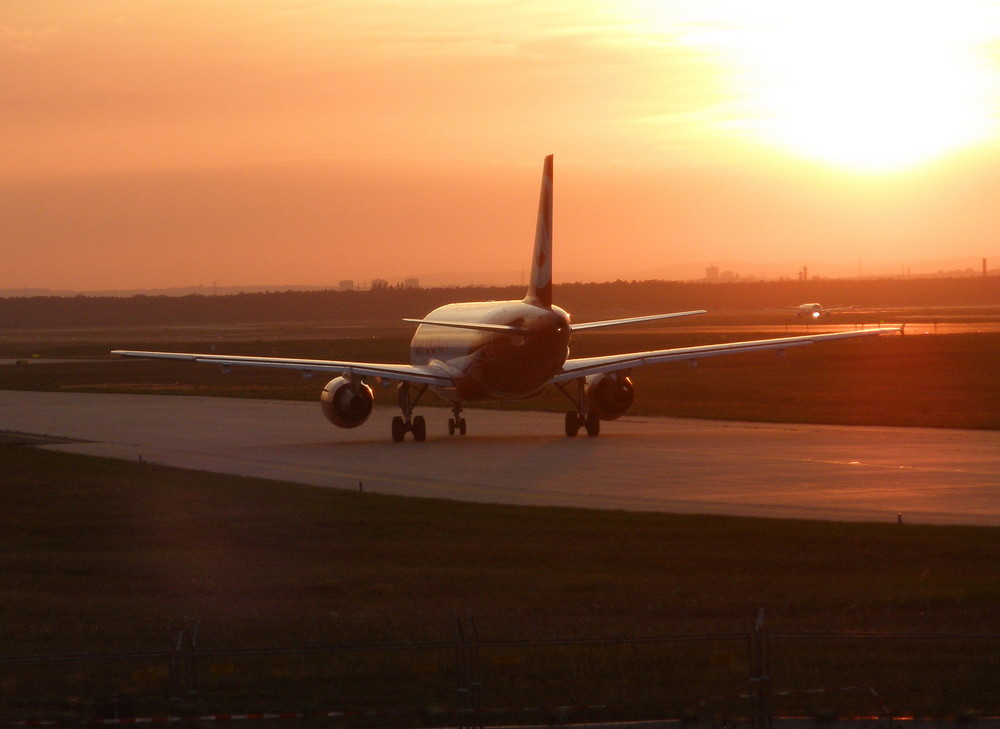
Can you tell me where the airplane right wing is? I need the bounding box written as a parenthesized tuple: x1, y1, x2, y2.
(552, 327, 901, 382)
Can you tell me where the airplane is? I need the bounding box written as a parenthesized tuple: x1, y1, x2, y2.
(113, 155, 900, 442)
(794, 302, 853, 320)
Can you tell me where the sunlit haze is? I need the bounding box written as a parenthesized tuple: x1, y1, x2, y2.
(4, 1, 1000, 292)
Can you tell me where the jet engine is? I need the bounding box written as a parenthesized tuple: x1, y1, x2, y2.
(585, 374, 634, 420)
(321, 376, 374, 428)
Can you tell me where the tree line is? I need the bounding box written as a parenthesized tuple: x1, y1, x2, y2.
(2, 277, 998, 329)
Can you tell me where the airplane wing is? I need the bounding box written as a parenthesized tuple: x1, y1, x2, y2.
(111, 350, 454, 387)
(571, 310, 707, 331)
(551, 327, 901, 383)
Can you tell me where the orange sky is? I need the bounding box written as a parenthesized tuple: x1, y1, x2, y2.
(4, 1, 1000, 291)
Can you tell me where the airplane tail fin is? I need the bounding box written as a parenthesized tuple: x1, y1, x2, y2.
(525, 154, 553, 308)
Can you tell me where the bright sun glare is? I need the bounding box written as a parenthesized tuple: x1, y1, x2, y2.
(632, 0, 1000, 172)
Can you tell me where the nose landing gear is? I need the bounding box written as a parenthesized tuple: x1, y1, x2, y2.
(448, 403, 467, 436)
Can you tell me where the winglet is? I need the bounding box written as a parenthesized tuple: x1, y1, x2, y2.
(525, 154, 553, 308)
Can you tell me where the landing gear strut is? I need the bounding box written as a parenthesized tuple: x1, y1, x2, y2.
(392, 382, 429, 442)
(557, 378, 600, 437)
(447, 402, 467, 436)
(564, 410, 600, 437)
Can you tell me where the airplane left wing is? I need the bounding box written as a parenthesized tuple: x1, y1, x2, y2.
(111, 350, 454, 387)
(551, 327, 901, 383)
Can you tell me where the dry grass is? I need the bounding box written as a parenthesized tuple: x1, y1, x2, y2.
(2, 332, 999, 429)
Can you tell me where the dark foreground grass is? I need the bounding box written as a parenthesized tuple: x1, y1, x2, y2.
(3, 445, 999, 718)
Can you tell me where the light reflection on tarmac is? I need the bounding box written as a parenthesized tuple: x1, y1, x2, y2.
(3, 390, 999, 526)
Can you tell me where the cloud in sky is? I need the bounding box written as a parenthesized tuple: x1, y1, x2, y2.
(3, 1, 1000, 290)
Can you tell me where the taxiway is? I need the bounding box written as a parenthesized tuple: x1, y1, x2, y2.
(3, 389, 999, 526)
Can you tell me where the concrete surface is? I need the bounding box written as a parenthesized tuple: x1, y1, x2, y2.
(3, 390, 999, 525)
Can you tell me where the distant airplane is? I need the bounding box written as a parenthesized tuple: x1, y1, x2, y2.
(794, 302, 853, 320)
(114, 156, 899, 441)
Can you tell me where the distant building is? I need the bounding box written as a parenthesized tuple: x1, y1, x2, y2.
(338, 280, 355, 292)
(401, 278, 420, 289)
(705, 266, 740, 282)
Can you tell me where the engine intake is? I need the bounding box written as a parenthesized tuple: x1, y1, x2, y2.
(586, 374, 634, 421)
(321, 376, 374, 428)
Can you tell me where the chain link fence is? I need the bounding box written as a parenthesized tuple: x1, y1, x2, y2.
(3, 620, 998, 727)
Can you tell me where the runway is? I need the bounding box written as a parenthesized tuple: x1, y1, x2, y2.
(3, 389, 999, 526)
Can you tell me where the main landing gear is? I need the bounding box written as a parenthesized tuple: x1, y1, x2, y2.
(564, 409, 600, 437)
(392, 384, 468, 442)
(557, 378, 601, 437)
(391, 413, 426, 442)
(392, 382, 429, 442)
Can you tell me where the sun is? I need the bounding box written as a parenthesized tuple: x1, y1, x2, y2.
(628, 0, 1000, 173)
(731, 1, 999, 172)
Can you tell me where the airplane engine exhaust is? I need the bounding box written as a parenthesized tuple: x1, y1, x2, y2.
(321, 377, 375, 428)
(586, 374, 634, 421)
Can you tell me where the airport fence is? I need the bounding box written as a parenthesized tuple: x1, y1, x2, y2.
(3, 618, 999, 728)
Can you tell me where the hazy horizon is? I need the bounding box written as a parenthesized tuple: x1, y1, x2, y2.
(5, 2, 1000, 292)
(4, 251, 994, 299)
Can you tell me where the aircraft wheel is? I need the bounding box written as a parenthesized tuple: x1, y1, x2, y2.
(412, 415, 427, 442)
(458, 417, 467, 435)
(564, 412, 580, 437)
(585, 411, 601, 437)
(448, 418, 456, 435)
(391, 416, 406, 443)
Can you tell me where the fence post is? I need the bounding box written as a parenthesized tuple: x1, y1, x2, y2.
(186, 624, 199, 706)
(169, 626, 200, 715)
(749, 609, 772, 729)
(454, 612, 482, 729)
(169, 629, 184, 706)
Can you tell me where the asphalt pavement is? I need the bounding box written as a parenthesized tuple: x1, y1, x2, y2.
(3, 389, 999, 525)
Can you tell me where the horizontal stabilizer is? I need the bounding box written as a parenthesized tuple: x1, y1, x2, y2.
(571, 310, 707, 331)
(403, 318, 531, 335)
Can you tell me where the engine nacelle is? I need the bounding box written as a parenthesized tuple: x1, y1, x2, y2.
(321, 376, 374, 428)
(585, 374, 635, 421)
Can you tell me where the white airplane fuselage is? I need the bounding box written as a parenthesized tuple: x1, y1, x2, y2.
(411, 300, 571, 402)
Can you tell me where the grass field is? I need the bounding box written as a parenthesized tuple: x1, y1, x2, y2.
(2, 329, 999, 429)
(3, 444, 999, 719)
